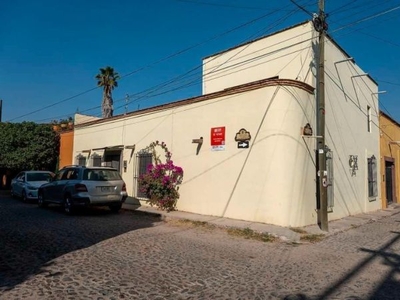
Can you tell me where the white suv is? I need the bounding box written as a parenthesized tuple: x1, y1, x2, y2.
(37, 166, 128, 214)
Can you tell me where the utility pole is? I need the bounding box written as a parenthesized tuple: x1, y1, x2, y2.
(125, 94, 129, 115)
(315, 0, 328, 231)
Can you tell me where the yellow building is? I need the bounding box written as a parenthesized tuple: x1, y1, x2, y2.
(380, 111, 400, 208)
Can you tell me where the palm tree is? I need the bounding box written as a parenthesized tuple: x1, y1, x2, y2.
(95, 66, 120, 118)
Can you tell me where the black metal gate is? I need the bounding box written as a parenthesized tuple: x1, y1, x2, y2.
(134, 151, 153, 198)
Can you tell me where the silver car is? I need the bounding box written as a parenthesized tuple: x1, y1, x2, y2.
(37, 166, 128, 214)
(11, 171, 54, 201)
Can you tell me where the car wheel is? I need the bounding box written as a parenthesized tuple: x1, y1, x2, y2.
(38, 192, 48, 208)
(63, 196, 74, 215)
(22, 190, 27, 202)
(109, 203, 122, 213)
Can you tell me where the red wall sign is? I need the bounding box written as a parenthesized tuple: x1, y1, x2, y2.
(211, 126, 225, 146)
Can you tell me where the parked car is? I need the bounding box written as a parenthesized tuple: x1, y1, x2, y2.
(11, 171, 54, 202)
(37, 165, 128, 214)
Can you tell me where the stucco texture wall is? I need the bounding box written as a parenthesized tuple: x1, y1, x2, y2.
(74, 83, 316, 227)
(202, 22, 316, 94)
(323, 37, 381, 221)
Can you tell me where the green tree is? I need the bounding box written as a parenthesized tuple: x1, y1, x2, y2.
(0, 122, 60, 171)
(95, 66, 120, 118)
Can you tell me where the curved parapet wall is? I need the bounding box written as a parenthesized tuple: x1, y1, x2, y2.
(174, 83, 316, 227)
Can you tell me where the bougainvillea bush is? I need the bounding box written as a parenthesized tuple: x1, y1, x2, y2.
(138, 141, 183, 211)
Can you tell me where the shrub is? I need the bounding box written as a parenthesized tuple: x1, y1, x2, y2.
(138, 141, 183, 211)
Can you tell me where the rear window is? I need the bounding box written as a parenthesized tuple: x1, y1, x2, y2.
(83, 169, 122, 181)
(27, 172, 53, 182)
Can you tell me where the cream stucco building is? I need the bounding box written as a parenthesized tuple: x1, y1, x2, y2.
(72, 21, 382, 227)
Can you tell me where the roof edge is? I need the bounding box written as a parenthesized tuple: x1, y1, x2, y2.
(203, 20, 310, 60)
(76, 78, 315, 128)
(380, 110, 400, 128)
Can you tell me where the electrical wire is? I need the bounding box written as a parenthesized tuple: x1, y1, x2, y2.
(29, 2, 400, 124)
(376, 80, 400, 87)
(330, 4, 400, 33)
(34, 3, 313, 123)
(8, 7, 286, 122)
(7, 87, 99, 122)
(173, 0, 297, 11)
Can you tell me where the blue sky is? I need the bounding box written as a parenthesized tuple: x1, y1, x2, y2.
(1, 0, 400, 123)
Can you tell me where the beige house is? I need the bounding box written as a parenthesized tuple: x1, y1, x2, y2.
(72, 21, 382, 227)
(380, 111, 400, 208)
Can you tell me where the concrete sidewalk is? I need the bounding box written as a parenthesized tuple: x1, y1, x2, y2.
(123, 200, 400, 243)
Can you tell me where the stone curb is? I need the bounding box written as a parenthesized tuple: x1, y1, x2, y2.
(122, 203, 400, 243)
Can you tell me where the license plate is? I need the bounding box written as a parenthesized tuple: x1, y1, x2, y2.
(100, 186, 111, 192)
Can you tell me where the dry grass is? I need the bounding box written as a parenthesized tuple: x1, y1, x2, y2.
(289, 227, 308, 234)
(227, 227, 277, 243)
(300, 234, 325, 243)
(169, 219, 217, 230)
(168, 220, 277, 243)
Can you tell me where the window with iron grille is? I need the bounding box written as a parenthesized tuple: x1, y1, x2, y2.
(136, 152, 153, 198)
(368, 155, 378, 198)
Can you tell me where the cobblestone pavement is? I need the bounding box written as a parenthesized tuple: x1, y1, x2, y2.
(1, 194, 400, 300)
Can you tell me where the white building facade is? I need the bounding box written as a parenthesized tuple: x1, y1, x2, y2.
(72, 21, 381, 227)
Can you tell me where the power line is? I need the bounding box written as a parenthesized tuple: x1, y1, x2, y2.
(8, 8, 282, 122)
(30, 2, 400, 124)
(329, 0, 360, 15)
(33, 3, 311, 123)
(36, 2, 399, 120)
(67, 48, 392, 141)
(376, 80, 400, 87)
(7, 87, 99, 122)
(290, 0, 313, 17)
(330, 5, 400, 33)
(329, 12, 400, 48)
(174, 0, 296, 11)
(329, 0, 393, 17)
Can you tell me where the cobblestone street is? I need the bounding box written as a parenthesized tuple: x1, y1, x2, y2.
(1, 194, 399, 300)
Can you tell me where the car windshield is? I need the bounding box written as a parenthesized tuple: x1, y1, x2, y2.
(26, 172, 52, 182)
(83, 169, 122, 181)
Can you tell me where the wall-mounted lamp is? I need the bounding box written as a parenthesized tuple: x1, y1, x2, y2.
(334, 57, 355, 64)
(192, 138, 203, 144)
(192, 137, 203, 155)
(302, 123, 313, 136)
(349, 155, 358, 176)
